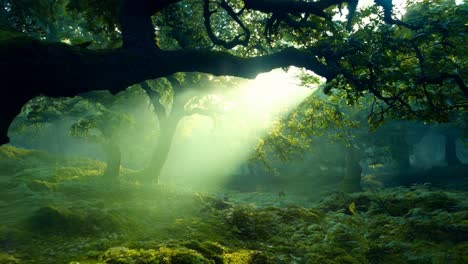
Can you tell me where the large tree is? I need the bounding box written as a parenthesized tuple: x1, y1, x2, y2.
(0, 0, 466, 146)
(137, 73, 241, 183)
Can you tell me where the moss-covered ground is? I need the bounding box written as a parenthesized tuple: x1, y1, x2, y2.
(0, 145, 467, 264)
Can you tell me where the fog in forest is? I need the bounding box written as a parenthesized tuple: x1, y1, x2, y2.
(7, 69, 467, 195)
(7, 69, 315, 191)
(1, 0, 467, 262)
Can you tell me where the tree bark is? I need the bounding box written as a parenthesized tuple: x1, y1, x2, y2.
(137, 84, 188, 183)
(139, 114, 183, 183)
(119, 0, 157, 51)
(341, 146, 362, 193)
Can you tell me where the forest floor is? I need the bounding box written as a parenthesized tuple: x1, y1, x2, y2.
(0, 145, 467, 264)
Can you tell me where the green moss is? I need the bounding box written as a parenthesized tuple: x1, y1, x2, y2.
(101, 247, 159, 264)
(0, 226, 29, 247)
(414, 192, 459, 212)
(317, 192, 354, 212)
(280, 205, 321, 223)
(303, 253, 338, 264)
(333, 255, 362, 264)
(183, 241, 225, 263)
(169, 251, 207, 264)
(100, 247, 210, 264)
(53, 166, 104, 181)
(248, 251, 275, 264)
(361, 174, 384, 191)
(223, 250, 273, 264)
(0, 145, 34, 160)
(227, 206, 277, 240)
(451, 243, 468, 263)
(0, 252, 20, 264)
(2, 149, 468, 264)
(303, 246, 359, 264)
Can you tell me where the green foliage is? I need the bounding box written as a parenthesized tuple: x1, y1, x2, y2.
(1, 0, 119, 47)
(66, 0, 119, 33)
(154, 1, 212, 50)
(70, 108, 133, 144)
(255, 87, 375, 172)
(333, 0, 467, 123)
(1, 0, 465, 126)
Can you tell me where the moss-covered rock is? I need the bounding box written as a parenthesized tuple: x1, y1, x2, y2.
(27, 206, 121, 235)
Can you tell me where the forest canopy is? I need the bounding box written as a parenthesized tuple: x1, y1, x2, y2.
(0, 0, 467, 145)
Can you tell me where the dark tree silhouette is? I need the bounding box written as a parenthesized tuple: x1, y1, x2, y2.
(1, 0, 466, 145)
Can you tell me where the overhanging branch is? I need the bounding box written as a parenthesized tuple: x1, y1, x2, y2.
(203, 0, 250, 49)
(0, 30, 335, 144)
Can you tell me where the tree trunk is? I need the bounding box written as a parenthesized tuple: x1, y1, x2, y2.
(139, 113, 183, 183)
(341, 146, 362, 193)
(102, 141, 122, 182)
(137, 88, 188, 184)
(445, 134, 461, 166)
(119, 0, 157, 51)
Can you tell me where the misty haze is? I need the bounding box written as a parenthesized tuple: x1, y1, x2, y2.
(0, 0, 467, 263)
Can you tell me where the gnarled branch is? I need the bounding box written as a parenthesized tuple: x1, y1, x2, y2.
(203, 0, 250, 49)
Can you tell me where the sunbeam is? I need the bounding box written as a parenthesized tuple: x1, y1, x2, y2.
(160, 68, 313, 190)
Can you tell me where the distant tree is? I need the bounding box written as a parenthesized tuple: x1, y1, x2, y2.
(10, 89, 155, 183)
(136, 73, 245, 183)
(259, 85, 428, 192)
(69, 97, 133, 182)
(9, 96, 91, 154)
(269, 89, 373, 192)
